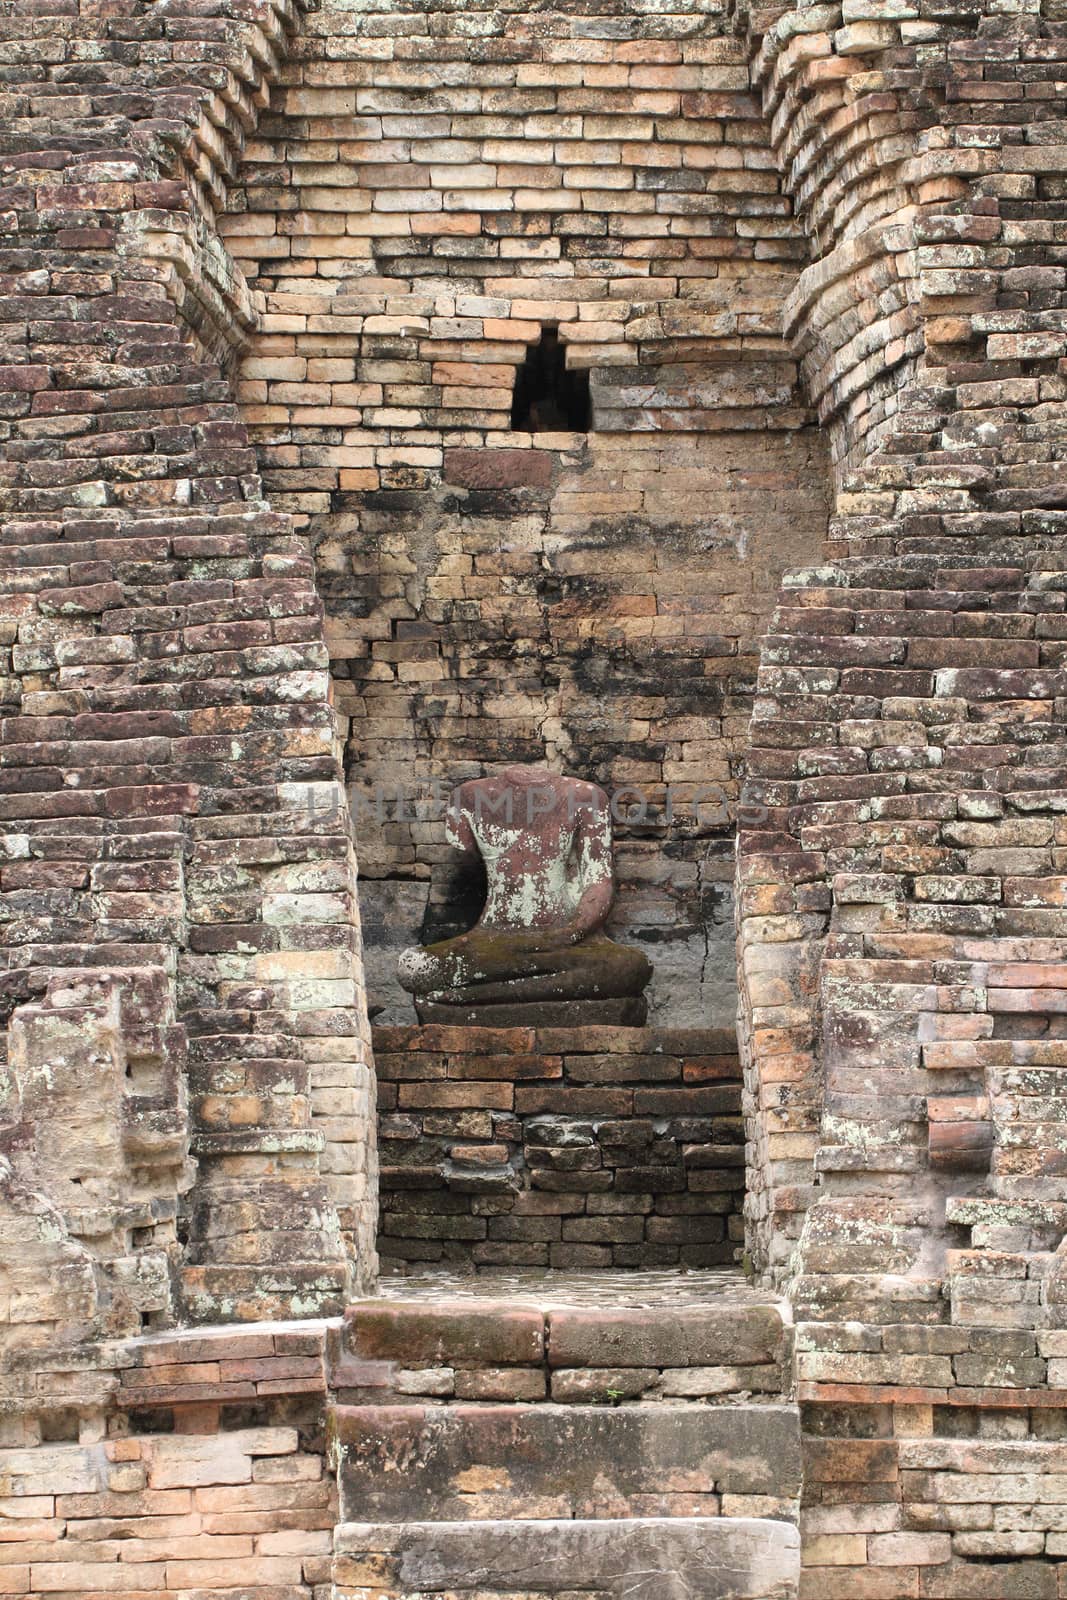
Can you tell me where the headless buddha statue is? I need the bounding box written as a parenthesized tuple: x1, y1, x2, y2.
(397, 765, 652, 1026)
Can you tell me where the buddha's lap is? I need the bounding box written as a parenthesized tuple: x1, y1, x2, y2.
(398, 933, 648, 994)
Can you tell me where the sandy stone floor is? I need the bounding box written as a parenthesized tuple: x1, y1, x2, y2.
(371, 1267, 780, 1310)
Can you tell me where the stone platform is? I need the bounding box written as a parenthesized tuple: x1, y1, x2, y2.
(374, 1024, 745, 1273)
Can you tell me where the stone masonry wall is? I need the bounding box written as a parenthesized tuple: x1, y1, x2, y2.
(223, 0, 831, 1024)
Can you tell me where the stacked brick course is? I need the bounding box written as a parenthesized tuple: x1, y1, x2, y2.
(0, 1324, 336, 1597)
(335, 1279, 791, 1404)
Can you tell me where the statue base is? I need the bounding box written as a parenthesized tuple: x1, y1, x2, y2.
(413, 995, 648, 1028)
(374, 1021, 744, 1272)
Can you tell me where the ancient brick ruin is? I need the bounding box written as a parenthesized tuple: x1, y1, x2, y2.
(2, 0, 1067, 1593)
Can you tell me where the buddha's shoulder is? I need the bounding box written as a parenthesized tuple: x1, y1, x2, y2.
(567, 777, 609, 804)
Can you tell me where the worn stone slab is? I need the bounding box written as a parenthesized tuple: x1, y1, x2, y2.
(333, 1516, 801, 1598)
(443, 447, 554, 489)
(333, 1403, 802, 1521)
(547, 1305, 787, 1369)
(344, 1301, 545, 1366)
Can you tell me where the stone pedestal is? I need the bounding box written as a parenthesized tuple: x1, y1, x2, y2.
(373, 1024, 744, 1273)
(414, 995, 648, 1029)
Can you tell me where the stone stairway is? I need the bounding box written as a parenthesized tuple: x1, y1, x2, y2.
(328, 1271, 802, 1600)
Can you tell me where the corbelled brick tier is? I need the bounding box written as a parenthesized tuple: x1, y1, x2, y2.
(374, 1024, 745, 1272)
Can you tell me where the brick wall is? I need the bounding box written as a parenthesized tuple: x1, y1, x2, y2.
(734, 0, 1067, 1334)
(731, 9, 1067, 1594)
(343, 427, 829, 1026)
(800, 1402, 1067, 1599)
(0, 0, 378, 1333)
(0, 1423, 334, 1596)
(0, 1326, 335, 1598)
(373, 1023, 745, 1271)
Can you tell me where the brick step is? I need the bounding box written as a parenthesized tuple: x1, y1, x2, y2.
(333, 1515, 801, 1599)
(336, 1281, 793, 1403)
(331, 1401, 802, 1522)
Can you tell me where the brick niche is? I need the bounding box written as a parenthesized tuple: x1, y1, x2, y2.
(223, 0, 832, 1027)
